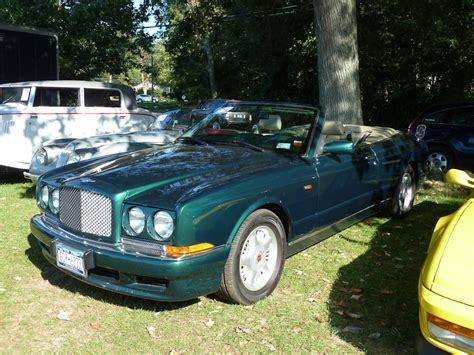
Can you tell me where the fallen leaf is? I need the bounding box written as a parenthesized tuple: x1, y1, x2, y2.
(300, 252, 310, 257)
(57, 310, 70, 321)
(11, 320, 21, 330)
(289, 326, 302, 334)
(204, 319, 214, 328)
(235, 326, 252, 334)
(346, 312, 364, 319)
(314, 313, 324, 323)
(0, 288, 6, 293)
(217, 332, 223, 337)
(146, 326, 160, 339)
(265, 343, 276, 351)
(259, 324, 270, 333)
(307, 297, 318, 303)
(14, 276, 22, 281)
(336, 300, 347, 308)
(294, 269, 303, 275)
(350, 294, 363, 301)
(335, 310, 344, 316)
(243, 305, 254, 310)
(368, 332, 381, 339)
(322, 278, 330, 284)
(169, 350, 179, 355)
(381, 290, 394, 295)
(342, 325, 363, 334)
(351, 287, 363, 294)
(89, 322, 101, 330)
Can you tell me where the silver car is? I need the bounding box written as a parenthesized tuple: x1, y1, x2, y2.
(24, 110, 191, 182)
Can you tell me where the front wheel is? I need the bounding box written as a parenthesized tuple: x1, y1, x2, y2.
(216, 209, 286, 305)
(385, 165, 416, 217)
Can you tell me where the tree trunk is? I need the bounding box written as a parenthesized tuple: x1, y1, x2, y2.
(203, 33, 218, 98)
(313, 0, 363, 125)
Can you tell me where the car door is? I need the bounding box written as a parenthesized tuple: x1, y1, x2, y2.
(26, 86, 81, 164)
(83, 88, 123, 135)
(0, 85, 33, 169)
(314, 143, 379, 228)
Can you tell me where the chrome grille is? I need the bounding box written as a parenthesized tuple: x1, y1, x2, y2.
(59, 187, 112, 237)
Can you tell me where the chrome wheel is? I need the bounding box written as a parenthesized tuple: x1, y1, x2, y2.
(239, 226, 278, 292)
(428, 152, 448, 172)
(398, 172, 414, 213)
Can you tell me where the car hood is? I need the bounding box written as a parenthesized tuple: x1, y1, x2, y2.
(421, 198, 474, 306)
(42, 144, 292, 209)
(69, 130, 181, 150)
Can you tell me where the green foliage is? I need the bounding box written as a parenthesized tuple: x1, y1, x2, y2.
(0, 0, 155, 79)
(158, 0, 472, 128)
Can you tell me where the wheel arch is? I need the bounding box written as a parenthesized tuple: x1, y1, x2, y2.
(225, 200, 292, 245)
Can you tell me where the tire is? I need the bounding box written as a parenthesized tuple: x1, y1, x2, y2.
(216, 209, 286, 305)
(427, 146, 453, 173)
(385, 164, 416, 217)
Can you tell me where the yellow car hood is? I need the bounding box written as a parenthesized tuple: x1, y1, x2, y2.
(422, 199, 474, 306)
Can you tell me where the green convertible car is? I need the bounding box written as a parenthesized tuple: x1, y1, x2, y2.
(31, 102, 428, 304)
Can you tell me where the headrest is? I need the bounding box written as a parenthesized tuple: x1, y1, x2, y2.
(258, 114, 282, 131)
(344, 124, 362, 133)
(322, 121, 344, 135)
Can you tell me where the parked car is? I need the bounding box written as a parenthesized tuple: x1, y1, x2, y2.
(408, 103, 474, 173)
(136, 94, 153, 103)
(31, 102, 428, 304)
(189, 99, 236, 124)
(0, 80, 157, 170)
(25, 109, 204, 182)
(417, 169, 474, 354)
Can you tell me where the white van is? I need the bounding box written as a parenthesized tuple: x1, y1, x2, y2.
(0, 80, 156, 170)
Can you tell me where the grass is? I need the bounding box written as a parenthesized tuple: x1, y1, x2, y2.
(0, 174, 467, 353)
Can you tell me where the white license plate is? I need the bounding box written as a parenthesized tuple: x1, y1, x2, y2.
(56, 243, 87, 277)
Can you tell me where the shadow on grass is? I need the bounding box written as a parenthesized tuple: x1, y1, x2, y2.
(25, 234, 198, 312)
(327, 200, 461, 353)
(0, 171, 36, 199)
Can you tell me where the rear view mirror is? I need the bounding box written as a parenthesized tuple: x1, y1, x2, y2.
(446, 169, 474, 189)
(323, 141, 354, 154)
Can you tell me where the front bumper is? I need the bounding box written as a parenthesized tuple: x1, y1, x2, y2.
(23, 171, 39, 182)
(418, 282, 474, 354)
(30, 214, 229, 302)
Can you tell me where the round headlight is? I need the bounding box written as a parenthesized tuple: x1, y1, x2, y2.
(66, 152, 81, 165)
(153, 211, 174, 240)
(128, 207, 146, 235)
(40, 185, 49, 209)
(36, 148, 48, 165)
(50, 189, 60, 214)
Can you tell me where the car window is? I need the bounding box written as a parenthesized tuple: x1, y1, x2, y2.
(33, 87, 79, 107)
(84, 89, 121, 108)
(423, 107, 474, 127)
(184, 104, 317, 155)
(0, 87, 31, 105)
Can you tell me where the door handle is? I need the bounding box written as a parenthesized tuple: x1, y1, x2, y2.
(119, 115, 126, 119)
(30, 115, 38, 119)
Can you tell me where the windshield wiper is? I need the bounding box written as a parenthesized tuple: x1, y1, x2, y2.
(176, 136, 209, 146)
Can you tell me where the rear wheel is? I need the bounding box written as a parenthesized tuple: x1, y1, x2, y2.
(217, 209, 286, 305)
(386, 165, 416, 217)
(427, 146, 453, 173)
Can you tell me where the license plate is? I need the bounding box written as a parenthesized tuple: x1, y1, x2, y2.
(56, 243, 87, 277)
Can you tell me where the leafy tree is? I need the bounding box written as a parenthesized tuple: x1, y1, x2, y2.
(0, 0, 154, 79)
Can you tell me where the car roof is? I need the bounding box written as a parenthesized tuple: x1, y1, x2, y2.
(421, 102, 474, 116)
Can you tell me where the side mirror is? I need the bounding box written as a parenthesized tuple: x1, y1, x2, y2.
(322, 141, 354, 154)
(446, 169, 474, 189)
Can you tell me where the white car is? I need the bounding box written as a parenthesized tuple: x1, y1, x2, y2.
(136, 94, 153, 103)
(24, 110, 194, 182)
(0, 80, 156, 170)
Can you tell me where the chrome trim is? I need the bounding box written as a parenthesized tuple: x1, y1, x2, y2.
(41, 215, 121, 252)
(23, 171, 39, 182)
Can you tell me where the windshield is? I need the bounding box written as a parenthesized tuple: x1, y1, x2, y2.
(184, 104, 318, 155)
(0, 87, 31, 105)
